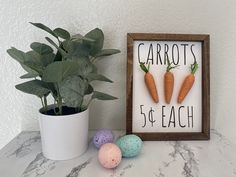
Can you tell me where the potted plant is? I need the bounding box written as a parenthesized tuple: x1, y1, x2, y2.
(7, 22, 120, 160)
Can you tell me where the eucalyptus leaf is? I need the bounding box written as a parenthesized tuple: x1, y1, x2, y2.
(92, 91, 117, 100)
(63, 40, 90, 58)
(20, 72, 39, 79)
(30, 42, 53, 55)
(24, 61, 44, 76)
(94, 49, 120, 58)
(71, 34, 95, 42)
(15, 80, 50, 98)
(59, 76, 88, 107)
(20, 64, 39, 76)
(85, 28, 104, 56)
(53, 28, 70, 40)
(24, 50, 55, 69)
(72, 43, 90, 57)
(45, 37, 67, 57)
(7, 47, 26, 63)
(41, 53, 56, 67)
(75, 58, 94, 77)
(24, 51, 47, 75)
(7, 48, 42, 75)
(25, 51, 43, 66)
(42, 61, 80, 82)
(7, 48, 43, 75)
(30, 22, 58, 38)
(87, 73, 113, 83)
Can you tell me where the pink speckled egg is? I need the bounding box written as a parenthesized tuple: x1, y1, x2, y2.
(98, 143, 122, 169)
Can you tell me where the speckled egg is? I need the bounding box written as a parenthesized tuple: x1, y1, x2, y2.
(93, 129, 114, 149)
(98, 143, 122, 169)
(116, 134, 143, 158)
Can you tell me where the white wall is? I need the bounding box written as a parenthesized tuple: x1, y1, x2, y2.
(1, 0, 236, 149)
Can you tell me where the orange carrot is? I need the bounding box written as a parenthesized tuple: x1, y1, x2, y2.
(140, 63, 159, 103)
(164, 59, 179, 104)
(177, 62, 198, 104)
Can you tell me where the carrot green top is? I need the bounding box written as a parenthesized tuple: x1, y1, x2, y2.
(190, 61, 198, 75)
(140, 62, 150, 73)
(166, 57, 179, 72)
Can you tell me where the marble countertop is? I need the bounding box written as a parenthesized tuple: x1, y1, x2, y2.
(0, 130, 236, 177)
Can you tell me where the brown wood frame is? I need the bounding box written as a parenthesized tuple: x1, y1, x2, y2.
(126, 33, 210, 141)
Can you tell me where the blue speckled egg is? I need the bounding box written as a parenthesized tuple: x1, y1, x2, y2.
(93, 129, 114, 149)
(116, 134, 143, 158)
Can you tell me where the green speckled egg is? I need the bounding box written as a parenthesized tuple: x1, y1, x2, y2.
(116, 134, 142, 158)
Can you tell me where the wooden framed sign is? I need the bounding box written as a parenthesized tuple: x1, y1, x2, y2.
(126, 33, 210, 140)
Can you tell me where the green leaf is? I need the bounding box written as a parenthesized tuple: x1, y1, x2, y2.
(85, 28, 104, 56)
(75, 58, 94, 77)
(53, 28, 70, 40)
(7, 47, 26, 63)
(92, 91, 117, 100)
(62, 40, 90, 58)
(42, 61, 80, 82)
(20, 72, 39, 79)
(45, 37, 67, 57)
(87, 73, 113, 83)
(59, 76, 88, 107)
(71, 34, 95, 42)
(30, 42, 53, 55)
(85, 84, 93, 95)
(25, 51, 42, 65)
(41, 53, 55, 67)
(15, 80, 50, 98)
(20, 64, 39, 76)
(94, 49, 120, 58)
(24, 51, 45, 75)
(23, 51, 55, 74)
(7, 48, 43, 75)
(30, 22, 57, 38)
(24, 61, 44, 75)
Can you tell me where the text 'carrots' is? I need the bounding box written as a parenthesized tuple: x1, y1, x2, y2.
(164, 59, 179, 104)
(140, 63, 159, 103)
(177, 62, 198, 104)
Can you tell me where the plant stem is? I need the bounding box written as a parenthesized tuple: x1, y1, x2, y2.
(53, 100, 57, 115)
(55, 83, 63, 115)
(43, 96, 48, 113)
(57, 96, 63, 115)
(40, 97, 45, 112)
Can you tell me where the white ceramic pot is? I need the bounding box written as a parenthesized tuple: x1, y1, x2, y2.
(38, 107, 89, 160)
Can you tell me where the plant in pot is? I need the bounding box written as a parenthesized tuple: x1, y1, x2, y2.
(7, 22, 120, 160)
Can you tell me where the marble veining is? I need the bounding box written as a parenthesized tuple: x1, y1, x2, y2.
(110, 164, 133, 177)
(4, 131, 41, 158)
(8, 132, 41, 157)
(65, 158, 92, 177)
(0, 130, 236, 177)
(21, 153, 56, 177)
(170, 142, 198, 177)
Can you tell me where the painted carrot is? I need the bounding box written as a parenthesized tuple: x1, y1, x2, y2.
(177, 61, 198, 104)
(164, 59, 179, 104)
(140, 63, 159, 103)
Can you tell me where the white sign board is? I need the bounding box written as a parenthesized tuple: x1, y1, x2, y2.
(132, 41, 202, 132)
